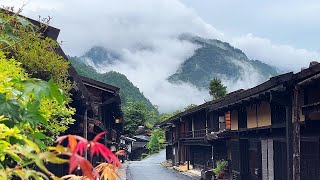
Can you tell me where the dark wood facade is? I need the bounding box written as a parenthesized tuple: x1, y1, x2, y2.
(32, 19, 125, 176)
(161, 62, 320, 180)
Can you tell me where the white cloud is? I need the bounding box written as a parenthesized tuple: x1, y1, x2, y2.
(1, 0, 319, 112)
(231, 34, 319, 71)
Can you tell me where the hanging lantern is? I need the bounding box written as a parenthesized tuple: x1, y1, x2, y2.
(115, 118, 121, 124)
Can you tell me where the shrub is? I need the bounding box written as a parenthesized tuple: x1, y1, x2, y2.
(147, 129, 165, 154)
(0, 50, 122, 179)
(0, 8, 73, 93)
(0, 51, 74, 145)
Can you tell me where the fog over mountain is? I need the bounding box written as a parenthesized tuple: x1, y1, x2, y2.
(3, 0, 319, 112)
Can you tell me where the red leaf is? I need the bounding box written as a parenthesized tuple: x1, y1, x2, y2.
(68, 153, 79, 174)
(96, 143, 121, 167)
(56, 134, 87, 145)
(92, 132, 106, 142)
(56, 135, 68, 144)
(75, 141, 88, 156)
(69, 153, 96, 180)
(68, 135, 77, 151)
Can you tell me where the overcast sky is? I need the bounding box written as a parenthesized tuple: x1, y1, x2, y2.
(2, 0, 320, 112)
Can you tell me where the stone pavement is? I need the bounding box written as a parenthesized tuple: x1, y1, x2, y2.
(126, 150, 196, 180)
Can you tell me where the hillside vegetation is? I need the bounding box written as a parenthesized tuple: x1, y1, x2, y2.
(168, 35, 279, 89)
(70, 56, 157, 112)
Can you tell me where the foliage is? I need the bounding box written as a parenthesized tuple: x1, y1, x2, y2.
(0, 59, 121, 179)
(0, 119, 68, 179)
(159, 104, 197, 123)
(69, 56, 157, 112)
(147, 129, 165, 154)
(0, 8, 73, 93)
(0, 128, 122, 179)
(141, 153, 149, 159)
(184, 104, 197, 111)
(122, 101, 157, 136)
(0, 51, 74, 144)
(0, 9, 121, 180)
(56, 132, 122, 180)
(209, 78, 227, 100)
(212, 160, 228, 175)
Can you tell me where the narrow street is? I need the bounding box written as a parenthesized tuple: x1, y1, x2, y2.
(126, 150, 195, 180)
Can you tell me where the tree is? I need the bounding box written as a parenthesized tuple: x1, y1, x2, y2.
(209, 78, 227, 100)
(147, 129, 165, 154)
(184, 104, 197, 111)
(123, 101, 150, 136)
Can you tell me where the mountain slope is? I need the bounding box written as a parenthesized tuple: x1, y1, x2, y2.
(168, 35, 278, 89)
(69, 56, 157, 112)
(82, 46, 120, 65)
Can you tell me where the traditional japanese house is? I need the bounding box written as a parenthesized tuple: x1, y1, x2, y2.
(42, 26, 124, 149)
(160, 90, 240, 169)
(291, 61, 320, 180)
(119, 136, 136, 161)
(161, 62, 320, 180)
(130, 135, 151, 160)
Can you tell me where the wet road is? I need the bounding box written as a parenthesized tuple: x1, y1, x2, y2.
(126, 150, 195, 180)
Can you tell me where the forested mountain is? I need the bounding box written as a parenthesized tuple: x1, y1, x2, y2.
(71, 34, 279, 114)
(82, 46, 120, 65)
(168, 35, 279, 89)
(69, 57, 157, 112)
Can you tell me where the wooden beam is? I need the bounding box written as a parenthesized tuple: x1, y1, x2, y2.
(270, 91, 291, 106)
(293, 87, 301, 180)
(286, 102, 293, 180)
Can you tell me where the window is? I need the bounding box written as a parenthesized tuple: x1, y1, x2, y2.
(238, 107, 247, 129)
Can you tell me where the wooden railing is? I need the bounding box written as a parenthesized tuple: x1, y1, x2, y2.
(178, 129, 214, 139)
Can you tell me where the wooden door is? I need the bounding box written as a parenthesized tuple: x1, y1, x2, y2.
(300, 138, 320, 180)
(249, 141, 262, 180)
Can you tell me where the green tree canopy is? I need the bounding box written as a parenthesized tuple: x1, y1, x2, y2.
(123, 101, 154, 136)
(209, 78, 227, 100)
(147, 129, 165, 154)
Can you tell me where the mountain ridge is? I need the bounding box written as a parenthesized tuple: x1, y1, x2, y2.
(169, 35, 279, 89)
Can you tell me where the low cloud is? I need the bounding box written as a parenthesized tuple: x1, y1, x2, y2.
(2, 0, 319, 112)
(231, 34, 319, 71)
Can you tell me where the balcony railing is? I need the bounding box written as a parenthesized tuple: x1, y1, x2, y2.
(178, 129, 214, 139)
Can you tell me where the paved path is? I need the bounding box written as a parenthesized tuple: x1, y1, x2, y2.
(126, 150, 195, 180)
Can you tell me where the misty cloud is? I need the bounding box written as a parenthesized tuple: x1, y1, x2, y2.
(2, 0, 319, 112)
(231, 34, 319, 71)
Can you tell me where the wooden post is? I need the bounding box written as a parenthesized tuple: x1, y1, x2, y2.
(211, 145, 214, 168)
(286, 104, 293, 180)
(293, 87, 300, 180)
(187, 146, 190, 170)
(84, 109, 88, 159)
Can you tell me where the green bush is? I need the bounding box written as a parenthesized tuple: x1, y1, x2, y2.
(0, 8, 73, 93)
(147, 129, 165, 154)
(0, 50, 74, 145)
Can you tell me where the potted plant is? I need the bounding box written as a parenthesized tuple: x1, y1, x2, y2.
(212, 160, 228, 179)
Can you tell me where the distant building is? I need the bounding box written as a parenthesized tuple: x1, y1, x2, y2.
(120, 135, 136, 161)
(130, 135, 151, 160)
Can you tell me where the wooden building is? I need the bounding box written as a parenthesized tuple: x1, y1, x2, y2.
(161, 62, 320, 180)
(25, 16, 125, 175)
